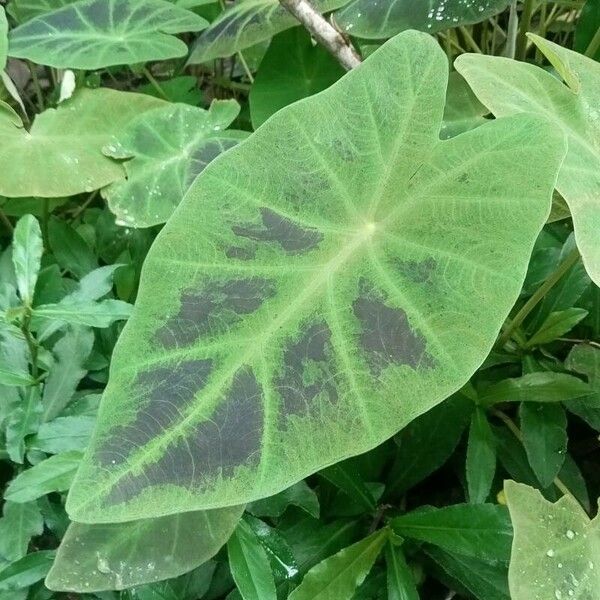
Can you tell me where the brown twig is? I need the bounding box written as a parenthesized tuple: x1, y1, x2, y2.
(278, 0, 362, 70)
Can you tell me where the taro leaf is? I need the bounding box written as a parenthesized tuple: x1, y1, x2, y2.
(505, 480, 600, 600)
(187, 0, 349, 64)
(103, 101, 248, 228)
(249, 27, 344, 129)
(66, 31, 565, 524)
(0, 88, 163, 198)
(440, 71, 488, 140)
(288, 528, 388, 600)
(334, 0, 511, 39)
(456, 35, 600, 286)
(8, 0, 208, 70)
(7, 0, 76, 23)
(46, 506, 242, 592)
(0, 7, 7, 70)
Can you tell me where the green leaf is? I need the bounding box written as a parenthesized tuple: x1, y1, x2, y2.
(103, 100, 247, 228)
(7, 0, 76, 22)
(188, 0, 349, 63)
(12, 214, 43, 306)
(5, 451, 82, 503)
(247, 481, 319, 519)
(385, 543, 418, 600)
(249, 27, 344, 129)
(288, 528, 388, 600)
(319, 463, 376, 512)
(0, 366, 34, 387)
(424, 545, 509, 600)
(32, 298, 132, 328)
(138, 75, 202, 105)
(564, 343, 600, 430)
(520, 403, 568, 489)
(525, 308, 589, 348)
(480, 372, 592, 406)
(41, 326, 94, 421)
(0, 551, 55, 591)
(575, 0, 600, 60)
(334, 0, 510, 39)
(29, 415, 96, 453)
(46, 506, 242, 592)
(456, 36, 600, 286)
(0, 7, 7, 71)
(0, 502, 43, 563)
(466, 407, 496, 504)
(440, 71, 488, 140)
(387, 394, 472, 497)
(391, 504, 513, 563)
(0, 88, 163, 198)
(66, 31, 565, 523)
(48, 218, 98, 279)
(8, 0, 208, 69)
(128, 562, 216, 600)
(6, 387, 42, 463)
(228, 518, 277, 600)
(505, 481, 600, 600)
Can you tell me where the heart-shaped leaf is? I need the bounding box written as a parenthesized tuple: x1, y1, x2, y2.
(0, 88, 163, 198)
(46, 506, 243, 592)
(505, 481, 600, 600)
(66, 31, 565, 524)
(456, 35, 600, 286)
(8, 0, 208, 69)
(334, 0, 511, 39)
(103, 100, 248, 228)
(187, 0, 349, 64)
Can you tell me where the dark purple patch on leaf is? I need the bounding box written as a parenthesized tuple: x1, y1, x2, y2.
(232, 208, 323, 254)
(155, 277, 275, 347)
(103, 366, 264, 506)
(275, 321, 338, 420)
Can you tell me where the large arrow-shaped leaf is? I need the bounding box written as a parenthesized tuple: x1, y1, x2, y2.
(66, 30, 565, 524)
(8, 0, 208, 69)
(456, 35, 600, 286)
(335, 0, 511, 39)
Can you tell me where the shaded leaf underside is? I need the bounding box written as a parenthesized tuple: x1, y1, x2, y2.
(67, 31, 565, 524)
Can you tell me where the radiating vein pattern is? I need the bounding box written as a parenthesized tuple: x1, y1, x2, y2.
(8, 0, 208, 69)
(67, 31, 565, 524)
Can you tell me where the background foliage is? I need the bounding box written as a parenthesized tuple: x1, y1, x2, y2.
(0, 0, 599, 599)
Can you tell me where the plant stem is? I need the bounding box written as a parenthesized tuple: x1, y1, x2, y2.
(459, 26, 482, 53)
(278, 0, 362, 70)
(0, 206, 13, 234)
(141, 66, 170, 101)
(21, 311, 39, 381)
(491, 409, 583, 509)
(584, 26, 600, 58)
(516, 0, 535, 60)
(497, 246, 580, 348)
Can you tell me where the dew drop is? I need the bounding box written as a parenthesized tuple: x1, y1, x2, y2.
(566, 530, 575, 539)
(547, 549, 555, 557)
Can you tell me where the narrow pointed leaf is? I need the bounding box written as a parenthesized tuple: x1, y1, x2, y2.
(0, 502, 43, 563)
(505, 481, 600, 600)
(32, 299, 132, 328)
(103, 101, 247, 228)
(0, 88, 163, 198)
(386, 543, 419, 600)
(334, 0, 511, 39)
(5, 451, 82, 503)
(0, 551, 55, 591)
(66, 31, 565, 524)
(288, 528, 388, 600)
(228, 518, 277, 600)
(525, 308, 589, 348)
(188, 0, 349, 63)
(12, 215, 43, 306)
(466, 407, 496, 504)
(8, 0, 208, 69)
(519, 403, 568, 489)
(46, 506, 242, 592)
(456, 37, 600, 286)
